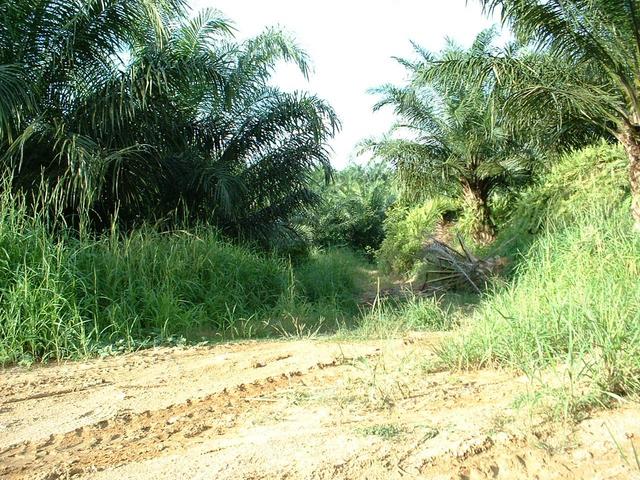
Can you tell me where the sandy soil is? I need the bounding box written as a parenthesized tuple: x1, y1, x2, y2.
(1, 334, 639, 480)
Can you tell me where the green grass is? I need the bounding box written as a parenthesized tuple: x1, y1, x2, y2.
(486, 141, 628, 263)
(0, 192, 371, 365)
(340, 292, 454, 339)
(438, 143, 640, 406)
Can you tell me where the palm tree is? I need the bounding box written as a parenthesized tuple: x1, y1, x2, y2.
(0, 0, 339, 242)
(366, 31, 538, 243)
(475, 0, 640, 230)
(0, 0, 186, 222)
(299, 162, 396, 252)
(117, 13, 340, 241)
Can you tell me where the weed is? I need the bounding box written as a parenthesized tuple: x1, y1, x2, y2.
(340, 291, 453, 339)
(357, 423, 406, 440)
(604, 423, 640, 474)
(0, 188, 371, 364)
(418, 425, 440, 441)
(438, 144, 640, 409)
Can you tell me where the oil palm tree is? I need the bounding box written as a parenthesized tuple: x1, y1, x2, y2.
(114, 12, 339, 240)
(299, 162, 396, 253)
(474, 0, 640, 230)
(0, 0, 186, 221)
(0, 0, 339, 242)
(366, 31, 538, 243)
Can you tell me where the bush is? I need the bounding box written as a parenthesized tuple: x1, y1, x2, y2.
(377, 197, 458, 275)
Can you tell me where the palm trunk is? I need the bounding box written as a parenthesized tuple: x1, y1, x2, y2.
(461, 181, 496, 245)
(619, 124, 640, 232)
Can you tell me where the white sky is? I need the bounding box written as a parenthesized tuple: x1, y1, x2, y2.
(189, 0, 507, 168)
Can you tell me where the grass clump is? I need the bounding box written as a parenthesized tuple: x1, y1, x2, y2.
(357, 423, 406, 439)
(344, 293, 453, 339)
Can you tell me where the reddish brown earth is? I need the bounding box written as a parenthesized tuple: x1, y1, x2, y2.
(1, 335, 639, 479)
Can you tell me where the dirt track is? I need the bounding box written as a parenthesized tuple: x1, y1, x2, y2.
(1, 335, 639, 479)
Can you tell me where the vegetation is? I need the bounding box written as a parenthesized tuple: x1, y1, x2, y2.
(0, 187, 371, 364)
(0, 0, 338, 241)
(297, 162, 396, 255)
(439, 143, 640, 405)
(377, 197, 456, 275)
(1, 0, 639, 429)
(346, 294, 454, 339)
(366, 31, 540, 243)
(474, 0, 640, 230)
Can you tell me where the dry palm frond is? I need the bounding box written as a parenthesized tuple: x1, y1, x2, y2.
(419, 235, 507, 293)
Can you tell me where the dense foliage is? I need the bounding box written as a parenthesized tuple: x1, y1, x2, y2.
(473, 0, 640, 230)
(366, 31, 542, 243)
(297, 162, 396, 255)
(0, 0, 338, 240)
(377, 197, 457, 275)
(0, 189, 367, 364)
(439, 143, 640, 401)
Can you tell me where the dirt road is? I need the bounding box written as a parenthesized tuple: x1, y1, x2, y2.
(1, 335, 639, 479)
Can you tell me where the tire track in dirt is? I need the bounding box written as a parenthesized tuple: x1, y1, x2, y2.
(0, 341, 383, 451)
(0, 357, 359, 480)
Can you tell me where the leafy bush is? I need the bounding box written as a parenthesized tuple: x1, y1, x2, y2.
(377, 197, 458, 275)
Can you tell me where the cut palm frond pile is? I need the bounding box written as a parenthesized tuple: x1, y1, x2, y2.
(418, 236, 507, 293)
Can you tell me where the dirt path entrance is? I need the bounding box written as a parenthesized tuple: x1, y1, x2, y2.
(1, 335, 639, 479)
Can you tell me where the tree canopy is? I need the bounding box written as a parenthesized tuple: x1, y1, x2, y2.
(0, 0, 339, 241)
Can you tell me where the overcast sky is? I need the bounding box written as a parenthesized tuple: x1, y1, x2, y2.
(189, 0, 507, 168)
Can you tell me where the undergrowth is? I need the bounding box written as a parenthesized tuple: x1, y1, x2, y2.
(339, 291, 454, 339)
(377, 197, 458, 275)
(438, 142, 640, 409)
(0, 192, 370, 364)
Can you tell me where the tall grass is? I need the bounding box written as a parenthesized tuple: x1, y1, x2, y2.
(346, 293, 454, 339)
(439, 143, 640, 400)
(487, 141, 628, 261)
(0, 191, 369, 365)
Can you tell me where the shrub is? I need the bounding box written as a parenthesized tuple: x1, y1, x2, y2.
(299, 163, 396, 255)
(377, 197, 458, 275)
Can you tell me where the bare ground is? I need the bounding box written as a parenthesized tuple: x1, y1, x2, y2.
(1, 334, 639, 480)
